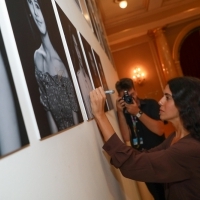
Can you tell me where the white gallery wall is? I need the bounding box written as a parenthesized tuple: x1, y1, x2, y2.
(0, 0, 141, 199)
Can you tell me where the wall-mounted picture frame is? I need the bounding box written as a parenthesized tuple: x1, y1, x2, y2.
(78, 32, 109, 112)
(56, 3, 94, 120)
(92, 49, 114, 111)
(79, 0, 92, 29)
(83, 0, 114, 66)
(78, 32, 101, 89)
(0, 29, 29, 158)
(84, 0, 100, 42)
(5, 0, 84, 139)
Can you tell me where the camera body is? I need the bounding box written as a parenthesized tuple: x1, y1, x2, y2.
(122, 91, 133, 104)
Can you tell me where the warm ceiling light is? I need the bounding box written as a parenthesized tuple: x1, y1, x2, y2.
(119, 1, 128, 8)
(114, 0, 128, 9)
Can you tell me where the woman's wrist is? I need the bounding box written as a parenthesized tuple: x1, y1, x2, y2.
(94, 113, 107, 121)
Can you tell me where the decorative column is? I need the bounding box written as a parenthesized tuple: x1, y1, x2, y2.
(149, 27, 179, 82)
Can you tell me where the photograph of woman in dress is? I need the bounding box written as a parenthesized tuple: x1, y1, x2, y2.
(5, 0, 83, 138)
(56, 4, 94, 120)
(0, 30, 29, 157)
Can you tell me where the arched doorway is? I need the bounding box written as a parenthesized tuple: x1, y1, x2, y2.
(179, 28, 200, 79)
(172, 20, 200, 78)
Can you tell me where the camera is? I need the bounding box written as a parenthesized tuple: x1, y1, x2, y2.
(122, 91, 133, 104)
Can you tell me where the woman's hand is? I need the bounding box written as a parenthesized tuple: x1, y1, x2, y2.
(90, 87, 106, 119)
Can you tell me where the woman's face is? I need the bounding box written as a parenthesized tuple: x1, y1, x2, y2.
(27, 0, 46, 35)
(159, 84, 179, 122)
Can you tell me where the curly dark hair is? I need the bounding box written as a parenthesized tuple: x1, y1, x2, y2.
(168, 76, 200, 141)
(115, 78, 135, 94)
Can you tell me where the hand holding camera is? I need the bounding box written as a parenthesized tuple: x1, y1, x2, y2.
(121, 91, 141, 116)
(122, 91, 134, 104)
(117, 91, 138, 114)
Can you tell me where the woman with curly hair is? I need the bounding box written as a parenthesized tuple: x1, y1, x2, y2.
(90, 76, 200, 200)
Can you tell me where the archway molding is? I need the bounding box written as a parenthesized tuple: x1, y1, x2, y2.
(172, 19, 200, 76)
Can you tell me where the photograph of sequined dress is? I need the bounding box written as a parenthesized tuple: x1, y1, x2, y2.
(35, 68, 80, 131)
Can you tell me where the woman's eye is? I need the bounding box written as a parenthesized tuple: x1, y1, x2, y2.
(166, 95, 172, 101)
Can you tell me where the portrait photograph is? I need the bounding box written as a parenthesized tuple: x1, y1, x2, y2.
(79, 33, 101, 89)
(92, 49, 114, 111)
(78, 32, 109, 112)
(0, 30, 29, 158)
(79, 0, 92, 29)
(5, 0, 84, 138)
(84, 0, 100, 42)
(56, 3, 94, 120)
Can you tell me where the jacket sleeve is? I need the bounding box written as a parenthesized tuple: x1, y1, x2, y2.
(103, 133, 192, 183)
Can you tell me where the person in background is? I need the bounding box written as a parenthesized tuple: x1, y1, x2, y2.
(90, 76, 200, 200)
(115, 78, 165, 200)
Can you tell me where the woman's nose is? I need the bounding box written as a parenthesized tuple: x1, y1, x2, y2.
(159, 98, 164, 105)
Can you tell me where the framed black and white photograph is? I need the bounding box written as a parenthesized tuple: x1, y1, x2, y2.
(5, 0, 84, 139)
(79, 0, 92, 29)
(84, 0, 114, 64)
(56, 3, 94, 120)
(0, 30, 29, 157)
(92, 49, 114, 111)
(78, 33, 101, 89)
(79, 33, 111, 112)
(84, 0, 100, 41)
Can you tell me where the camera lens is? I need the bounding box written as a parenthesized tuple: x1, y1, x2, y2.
(123, 91, 133, 104)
